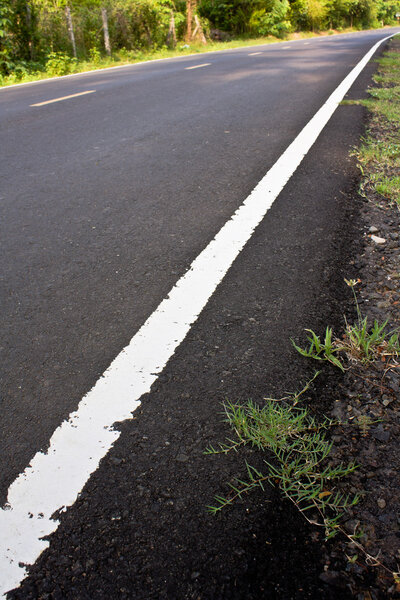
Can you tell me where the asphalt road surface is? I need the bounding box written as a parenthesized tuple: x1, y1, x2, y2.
(1, 28, 399, 599)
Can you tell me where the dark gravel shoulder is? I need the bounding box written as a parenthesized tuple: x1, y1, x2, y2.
(314, 39, 400, 600)
(323, 179, 400, 599)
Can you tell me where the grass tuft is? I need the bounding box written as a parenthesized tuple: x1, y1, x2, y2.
(293, 279, 400, 369)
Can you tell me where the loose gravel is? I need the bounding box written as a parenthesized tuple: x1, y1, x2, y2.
(318, 53, 400, 597)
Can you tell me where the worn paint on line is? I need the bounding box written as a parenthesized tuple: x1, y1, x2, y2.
(31, 90, 96, 106)
(0, 31, 395, 599)
(185, 63, 211, 70)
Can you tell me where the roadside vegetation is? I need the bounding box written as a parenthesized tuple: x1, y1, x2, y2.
(209, 287, 400, 589)
(358, 50, 400, 206)
(208, 38, 400, 594)
(1, 0, 400, 87)
(208, 279, 399, 573)
(206, 373, 361, 541)
(292, 279, 400, 370)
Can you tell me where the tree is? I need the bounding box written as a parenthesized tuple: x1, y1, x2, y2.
(198, 0, 272, 34)
(290, 0, 327, 30)
(376, 0, 399, 24)
(249, 0, 291, 37)
(0, 0, 13, 74)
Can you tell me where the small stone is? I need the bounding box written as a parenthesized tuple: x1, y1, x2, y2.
(372, 424, 390, 442)
(371, 235, 386, 244)
(343, 519, 359, 534)
(319, 570, 347, 589)
(377, 498, 386, 509)
(369, 226, 379, 233)
(176, 454, 189, 462)
(377, 300, 389, 309)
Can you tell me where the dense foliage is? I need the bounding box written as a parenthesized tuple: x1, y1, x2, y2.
(1, 0, 399, 80)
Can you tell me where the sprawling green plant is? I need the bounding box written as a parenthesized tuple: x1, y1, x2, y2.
(207, 376, 360, 539)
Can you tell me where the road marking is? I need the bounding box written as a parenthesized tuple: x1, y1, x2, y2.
(185, 63, 211, 70)
(0, 32, 395, 598)
(248, 52, 262, 56)
(30, 90, 96, 106)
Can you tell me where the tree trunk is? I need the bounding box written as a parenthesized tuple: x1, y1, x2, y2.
(186, 0, 192, 42)
(101, 6, 111, 56)
(166, 12, 177, 48)
(65, 5, 77, 58)
(145, 24, 152, 47)
(26, 2, 34, 60)
(192, 14, 206, 44)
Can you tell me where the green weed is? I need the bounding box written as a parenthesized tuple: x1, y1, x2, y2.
(293, 280, 400, 369)
(291, 327, 345, 371)
(207, 376, 359, 540)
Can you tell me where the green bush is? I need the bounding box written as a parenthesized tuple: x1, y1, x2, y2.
(45, 51, 76, 76)
(88, 47, 101, 64)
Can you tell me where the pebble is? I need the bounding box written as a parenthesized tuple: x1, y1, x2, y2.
(369, 226, 379, 233)
(176, 454, 189, 462)
(377, 301, 389, 309)
(371, 235, 386, 244)
(377, 498, 386, 509)
(371, 425, 390, 442)
(319, 570, 347, 589)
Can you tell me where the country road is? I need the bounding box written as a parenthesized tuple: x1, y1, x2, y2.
(1, 28, 399, 598)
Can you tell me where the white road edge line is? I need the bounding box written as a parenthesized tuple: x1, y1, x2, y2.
(0, 32, 394, 598)
(30, 90, 96, 106)
(185, 63, 211, 70)
(248, 52, 262, 56)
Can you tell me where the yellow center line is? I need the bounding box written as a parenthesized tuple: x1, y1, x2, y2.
(31, 90, 96, 107)
(185, 63, 211, 70)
